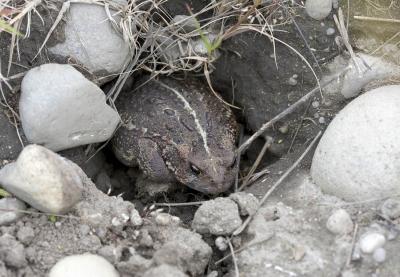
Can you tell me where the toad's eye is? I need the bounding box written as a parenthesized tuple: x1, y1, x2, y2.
(190, 163, 201, 175)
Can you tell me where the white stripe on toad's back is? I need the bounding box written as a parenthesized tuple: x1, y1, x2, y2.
(156, 81, 217, 172)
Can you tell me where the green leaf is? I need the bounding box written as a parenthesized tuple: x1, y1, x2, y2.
(0, 188, 11, 198)
(0, 19, 22, 36)
(48, 215, 57, 223)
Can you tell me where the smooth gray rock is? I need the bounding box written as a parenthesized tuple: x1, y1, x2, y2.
(49, 254, 119, 277)
(20, 64, 120, 151)
(171, 15, 198, 32)
(192, 197, 242, 235)
(0, 198, 26, 226)
(311, 85, 400, 202)
(49, 2, 130, 75)
(305, 0, 332, 20)
(0, 145, 83, 214)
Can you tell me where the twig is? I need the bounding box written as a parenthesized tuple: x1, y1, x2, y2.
(215, 233, 274, 265)
(154, 201, 204, 207)
(32, 1, 70, 61)
(287, 101, 312, 153)
(227, 236, 239, 277)
(0, 207, 80, 219)
(346, 223, 359, 267)
(354, 15, 400, 24)
(233, 130, 322, 236)
(238, 67, 349, 153)
(239, 136, 273, 191)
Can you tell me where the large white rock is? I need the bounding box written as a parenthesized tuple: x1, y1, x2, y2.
(20, 64, 120, 151)
(305, 0, 332, 20)
(49, 254, 119, 277)
(0, 145, 83, 214)
(50, 2, 130, 74)
(311, 85, 400, 202)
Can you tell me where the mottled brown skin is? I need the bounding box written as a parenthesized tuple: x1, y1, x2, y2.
(112, 76, 238, 194)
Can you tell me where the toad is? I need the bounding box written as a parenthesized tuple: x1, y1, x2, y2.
(112, 76, 238, 194)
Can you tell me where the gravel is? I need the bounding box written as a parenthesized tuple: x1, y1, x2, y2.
(142, 264, 188, 277)
(0, 198, 26, 226)
(16, 226, 35, 245)
(0, 234, 27, 268)
(192, 197, 242, 235)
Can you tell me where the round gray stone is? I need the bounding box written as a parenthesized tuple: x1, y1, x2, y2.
(49, 2, 130, 75)
(305, 0, 332, 20)
(0, 145, 83, 214)
(192, 197, 242, 235)
(49, 253, 119, 277)
(20, 64, 120, 151)
(311, 85, 400, 202)
(326, 209, 353, 235)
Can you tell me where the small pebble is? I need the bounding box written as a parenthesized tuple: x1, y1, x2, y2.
(326, 27, 335, 36)
(360, 233, 386, 254)
(381, 198, 400, 219)
(278, 124, 289, 134)
(16, 226, 35, 245)
(155, 213, 176, 226)
(318, 117, 326, 124)
(305, 0, 333, 20)
(55, 222, 62, 228)
(229, 192, 259, 216)
(215, 236, 228, 251)
(0, 198, 27, 226)
(312, 101, 320, 108)
(373, 247, 386, 263)
(207, 271, 219, 277)
(326, 209, 353, 235)
(79, 224, 91, 236)
(130, 209, 143, 227)
(288, 77, 298, 86)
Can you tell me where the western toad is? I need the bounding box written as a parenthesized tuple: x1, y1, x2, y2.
(112, 76, 238, 194)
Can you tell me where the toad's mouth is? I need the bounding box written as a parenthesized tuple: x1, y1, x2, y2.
(184, 181, 233, 195)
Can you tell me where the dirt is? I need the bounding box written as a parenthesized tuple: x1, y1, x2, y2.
(1, 0, 400, 276)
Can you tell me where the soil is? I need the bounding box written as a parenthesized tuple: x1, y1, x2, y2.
(0, 0, 400, 276)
